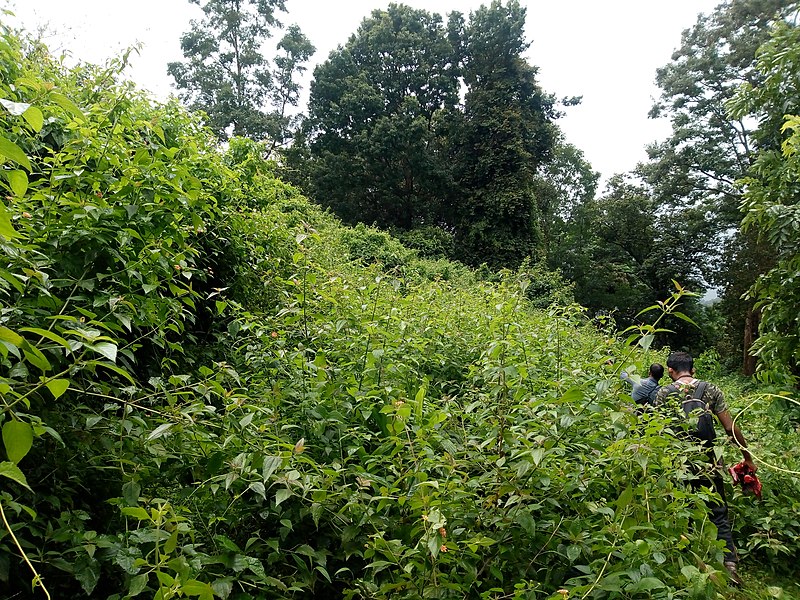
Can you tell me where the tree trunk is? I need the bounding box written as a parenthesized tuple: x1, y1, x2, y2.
(742, 306, 760, 376)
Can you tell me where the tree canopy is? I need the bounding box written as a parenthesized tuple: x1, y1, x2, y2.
(292, 1, 558, 269)
(639, 0, 798, 370)
(168, 0, 314, 147)
(730, 20, 800, 385)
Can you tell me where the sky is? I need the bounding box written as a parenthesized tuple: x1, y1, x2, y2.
(6, 0, 721, 185)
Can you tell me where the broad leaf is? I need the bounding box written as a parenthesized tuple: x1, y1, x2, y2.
(128, 574, 148, 597)
(0, 136, 31, 171)
(275, 487, 291, 506)
(0, 326, 23, 347)
(6, 170, 27, 197)
(2, 420, 33, 463)
(21, 106, 43, 132)
(49, 92, 85, 120)
(147, 423, 174, 441)
(90, 342, 118, 362)
(0, 202, 17, 239)
(0, 460, 31, 489)
(45, 379, 70, 400)
(20, 327, 73, 351)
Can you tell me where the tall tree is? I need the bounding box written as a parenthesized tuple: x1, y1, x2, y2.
(535, 139, 599, 258)
(296, 4, 458, 229)
(292, 1, 558, 269)
(168, 0, 314, 146)
(729, 20, 800, 385)
(640, 0, 797, 371)
(448, 0, 557, 268)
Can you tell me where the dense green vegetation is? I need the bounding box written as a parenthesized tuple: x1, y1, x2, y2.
(1, 2, 799, 599)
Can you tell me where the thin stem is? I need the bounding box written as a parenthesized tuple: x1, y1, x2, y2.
(0, 499, 51, 600)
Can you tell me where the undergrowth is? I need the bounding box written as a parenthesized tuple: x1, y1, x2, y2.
(0, 22, 797, 600)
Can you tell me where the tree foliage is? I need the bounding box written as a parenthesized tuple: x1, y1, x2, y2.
(293, 1, 557, 269)
(547, 175, 718, 351)
(448, 0, 557, 267)
(297, 3, 458, 230)
(168, 0, 314, 146)
(641, 0, 799, 370)
(730, 21, 800, 385)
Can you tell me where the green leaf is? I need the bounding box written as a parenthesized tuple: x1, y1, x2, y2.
(86, 360, 135, 384)
(90, 342, 117, 362)
(75, 556, 100, 595)
(163, 530, 178, 555)
(0, 136, 31, 171)
(6, 170, 27, 197)
(214, 535, 241, 553)
(211, 578, 233, 600)
(0, 326, 23, 347)
(566, 544, 581, 562)
(123, 480, 141, 507)
(0, 202, 17, 239)
(414, 382, 426, 418)
(672, 311, 699, 327)
(262, 455, 282, 481)
(315, 565, 332, 583)
(635, 304, 660, 318)
(248, 481, 266, 500)
(49, 92, 84, 120)
(275, 488, 291, 506)
(128, 573, 148, 597)
(19, 327, 73, 351)
(615, 486, 633, 511)
(121, 506, 151, 521)
(637, 333, 654, 351)
(0, 461, 31, 489)
(2, 421, 33, 463)
(0, 268, 24, 293)
(626, 577, 666, 592)
(21, 106, 43, 132)
(559, 387, 584, 403)
(45, 378, 69, 400)
(181, 579, 214, 599)
(147, 422, 174, 441)
(22, 343, 51, 372)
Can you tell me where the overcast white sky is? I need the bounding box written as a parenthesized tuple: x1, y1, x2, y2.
(7, 0, 720, 184)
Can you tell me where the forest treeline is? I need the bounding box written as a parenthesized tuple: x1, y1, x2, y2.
(168, 0, 800, 384)
(0, 1, 799, 599)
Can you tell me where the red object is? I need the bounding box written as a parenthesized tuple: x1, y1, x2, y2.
(729, 462, 762, 499)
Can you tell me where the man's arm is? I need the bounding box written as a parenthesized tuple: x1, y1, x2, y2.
(716, 410, 757, 471)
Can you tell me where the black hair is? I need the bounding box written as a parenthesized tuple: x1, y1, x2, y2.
(666, 351, 693, 374)
(649, 363, 664, 380)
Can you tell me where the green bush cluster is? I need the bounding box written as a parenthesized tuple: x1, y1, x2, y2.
(0, 24, 797, 600)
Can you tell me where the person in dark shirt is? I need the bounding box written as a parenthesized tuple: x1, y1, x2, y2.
(620, 363, 664, 406)
(654, 351, 756, 586)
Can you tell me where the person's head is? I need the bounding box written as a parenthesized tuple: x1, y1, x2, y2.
(666, 351, 693, 379)
(649, 363, 664, 381)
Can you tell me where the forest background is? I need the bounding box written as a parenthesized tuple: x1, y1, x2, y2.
(0, 0, 799, 599)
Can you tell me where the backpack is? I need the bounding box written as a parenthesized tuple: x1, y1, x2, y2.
(662, 380, 716, 445)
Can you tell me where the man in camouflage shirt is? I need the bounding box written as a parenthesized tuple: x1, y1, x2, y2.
(654, 351, 756, 585)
